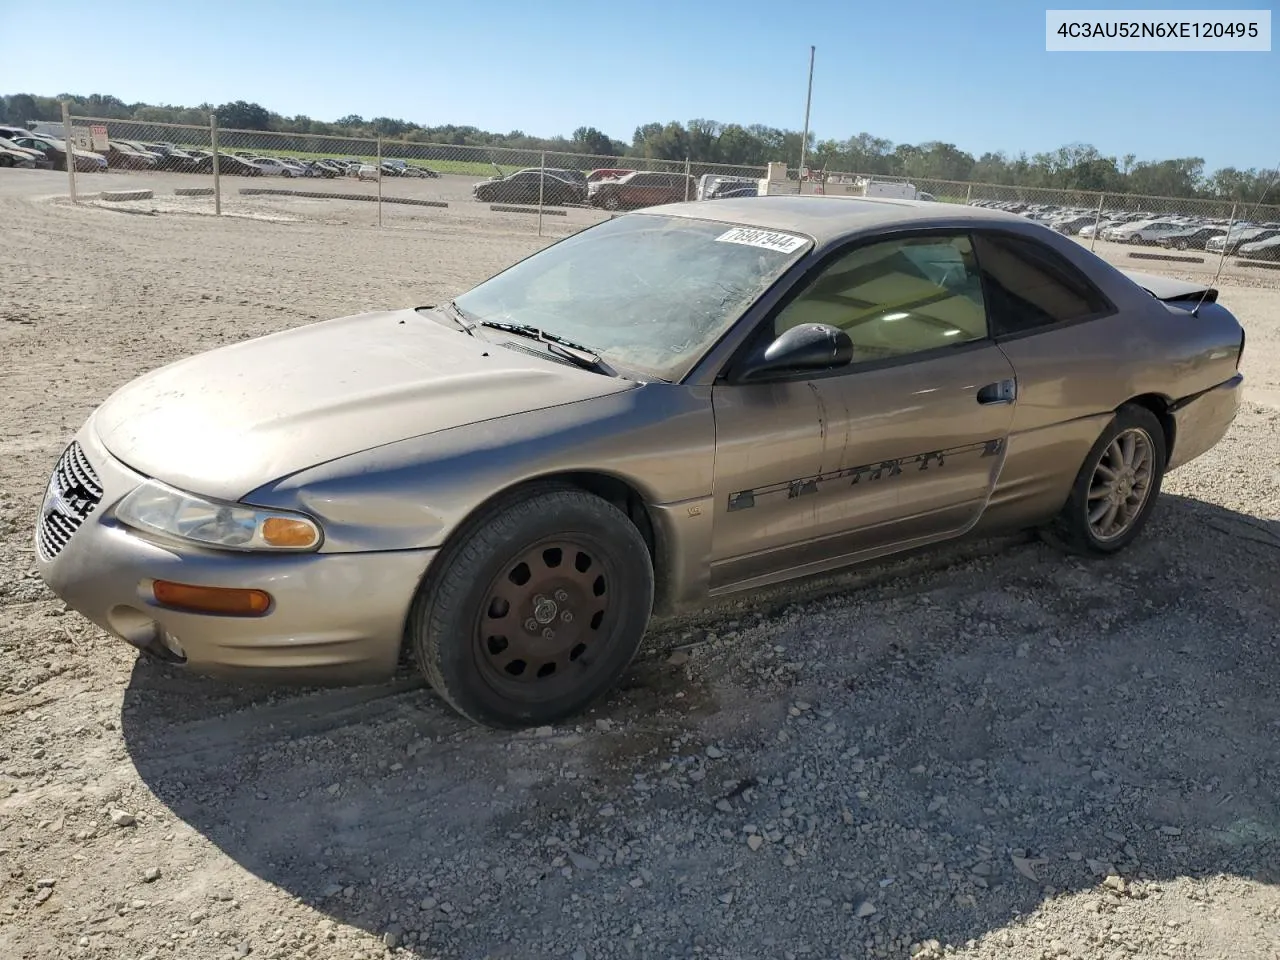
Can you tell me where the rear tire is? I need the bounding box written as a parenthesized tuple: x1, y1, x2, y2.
(408, 484, 655, 729)
(1040, 404, 1166, 557)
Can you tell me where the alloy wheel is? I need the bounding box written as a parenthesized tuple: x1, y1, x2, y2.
(1087, 428, 1155, 542)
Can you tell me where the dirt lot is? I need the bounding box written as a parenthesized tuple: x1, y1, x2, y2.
(1, 178, 1278, 960)
(1, 167, 617, 235)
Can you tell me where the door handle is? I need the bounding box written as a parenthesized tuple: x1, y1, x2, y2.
(977, 379, 1016, 404)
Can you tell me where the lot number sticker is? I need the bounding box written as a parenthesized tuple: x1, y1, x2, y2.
(715, 227, 808, 253)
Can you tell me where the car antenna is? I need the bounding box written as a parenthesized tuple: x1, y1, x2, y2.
(1192, 157, 1279, 317)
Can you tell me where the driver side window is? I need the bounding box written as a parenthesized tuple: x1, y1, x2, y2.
(772, 233, 988, 364)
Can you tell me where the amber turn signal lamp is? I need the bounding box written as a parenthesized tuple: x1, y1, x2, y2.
(152, 580, 272, 617)
(261, 517, 320, 548)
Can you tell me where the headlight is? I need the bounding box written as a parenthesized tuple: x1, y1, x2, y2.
(115, 480, 323, 552)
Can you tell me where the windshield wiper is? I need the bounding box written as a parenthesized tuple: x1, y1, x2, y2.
(418, 300, 480, 337)
(478, 321, 618, 376)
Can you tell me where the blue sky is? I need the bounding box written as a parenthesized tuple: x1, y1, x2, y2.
(1, 0, 1275, 172)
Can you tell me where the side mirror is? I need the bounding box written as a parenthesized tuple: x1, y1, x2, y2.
(735, 323, 854, 382)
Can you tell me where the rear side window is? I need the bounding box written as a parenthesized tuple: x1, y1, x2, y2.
(972, 232, 1112, 336)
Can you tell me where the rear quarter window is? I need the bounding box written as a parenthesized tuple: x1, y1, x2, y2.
(972, 232, 1113, 337)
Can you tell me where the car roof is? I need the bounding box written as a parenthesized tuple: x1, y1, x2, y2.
(643, 194, 1034, 244)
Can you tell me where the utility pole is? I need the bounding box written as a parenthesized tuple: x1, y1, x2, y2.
(798, 45, 815, 194)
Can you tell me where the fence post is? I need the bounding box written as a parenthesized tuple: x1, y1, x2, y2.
(964, 183, 972, 205)
(537, 150, 545, 237)
(61, 101, 76, 203)
(1090, 193, 1105, 252)
(685, 157, 691, 201)
(209, 114, 222, 216)
(376, 136, 383, 227)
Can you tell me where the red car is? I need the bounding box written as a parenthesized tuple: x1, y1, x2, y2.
(587, 171, 698, 210)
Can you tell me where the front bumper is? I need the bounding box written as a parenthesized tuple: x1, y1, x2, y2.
(34, 422, 435, 684)
(1167, 372, 1244, 473)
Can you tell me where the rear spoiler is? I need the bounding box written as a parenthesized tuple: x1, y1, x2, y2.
(1119, 269, 1217, 304)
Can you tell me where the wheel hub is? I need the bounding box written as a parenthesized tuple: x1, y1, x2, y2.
(1112, 468, 1137, 502)
(532, 595, 558, 625)
(523, 585, 585, 650)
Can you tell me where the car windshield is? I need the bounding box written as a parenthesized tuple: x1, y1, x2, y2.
(450, 213, 812, 380)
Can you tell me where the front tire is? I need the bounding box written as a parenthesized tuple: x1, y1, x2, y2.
(409, 484, 655, 728)
(1041, 404, 1166, 556)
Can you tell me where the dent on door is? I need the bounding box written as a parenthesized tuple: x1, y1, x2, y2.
(708, 346, 1019, 594)
(709, 378, 836, 569)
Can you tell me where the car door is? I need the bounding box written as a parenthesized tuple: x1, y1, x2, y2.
(505, 171, 536, 203)
(544, 175, 571, 204)
(708, 231, 1019, 593)
(964, 229, 1123, 531)
(628, 173, 664, 207)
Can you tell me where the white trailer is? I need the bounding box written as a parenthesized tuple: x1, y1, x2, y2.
(858, 179, 918, 200)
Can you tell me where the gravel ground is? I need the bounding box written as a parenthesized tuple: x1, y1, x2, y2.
(1, 185, 1278, 960)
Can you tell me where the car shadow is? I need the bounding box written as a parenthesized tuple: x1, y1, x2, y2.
(120, 493, 1280, 957)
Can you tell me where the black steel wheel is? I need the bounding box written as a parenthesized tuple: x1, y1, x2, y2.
(1040, 404, 1167, 556)
(409, 483, 654, 728)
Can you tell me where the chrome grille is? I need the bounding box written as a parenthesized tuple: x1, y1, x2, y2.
(37, 441, 104, 562)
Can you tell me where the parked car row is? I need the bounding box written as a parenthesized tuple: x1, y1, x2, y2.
(472, 167, 716, 210)
(0, 135, 50, 168)
(12, 131, 1270, 260)
(225, 152, 440, 180)
(0, 125, 107, 172)
(0, 124, 443, 182)
(968, 198, 1280, 260)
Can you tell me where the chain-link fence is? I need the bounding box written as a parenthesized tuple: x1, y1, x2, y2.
(55, 114, 776, 235)
(45, 109, 1280, 268)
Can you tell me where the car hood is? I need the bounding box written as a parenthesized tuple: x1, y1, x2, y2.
(91, 308, 637, 501)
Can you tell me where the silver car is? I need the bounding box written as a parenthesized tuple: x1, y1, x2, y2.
(35, 197, 1246, 728)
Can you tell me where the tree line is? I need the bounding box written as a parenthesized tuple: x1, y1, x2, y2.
(2, 92, 1274, 203)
